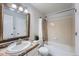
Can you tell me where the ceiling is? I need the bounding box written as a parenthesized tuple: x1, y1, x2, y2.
(31, 3, 74, 15)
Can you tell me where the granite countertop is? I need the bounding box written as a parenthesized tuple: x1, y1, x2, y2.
(0, 41, 39, 56)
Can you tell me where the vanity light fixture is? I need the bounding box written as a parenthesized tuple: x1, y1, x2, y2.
(7, 4, 29, 14)
(18, 6, 23, 12)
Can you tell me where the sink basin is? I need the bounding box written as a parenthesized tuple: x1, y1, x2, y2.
(6, 41, 31, 53)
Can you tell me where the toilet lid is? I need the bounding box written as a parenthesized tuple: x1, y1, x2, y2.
(39, 47, 48, 53)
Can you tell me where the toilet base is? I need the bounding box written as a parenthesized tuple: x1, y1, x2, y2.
(38, 47, 49, 56)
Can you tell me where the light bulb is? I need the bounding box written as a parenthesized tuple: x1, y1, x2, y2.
(9, 4, 17, 11)
(18, 6, 23, 12)
(11, 4, 17, 9)
(24, 9, 28, 13)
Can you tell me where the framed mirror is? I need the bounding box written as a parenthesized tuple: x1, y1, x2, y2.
(0, 3, 30, 42)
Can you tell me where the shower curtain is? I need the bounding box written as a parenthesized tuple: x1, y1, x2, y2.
(42, 18, 48, 43)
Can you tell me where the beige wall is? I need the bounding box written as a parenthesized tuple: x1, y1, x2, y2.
(48, 16, 75, 46)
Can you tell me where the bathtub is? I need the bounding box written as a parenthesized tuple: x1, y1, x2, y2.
(44, 41, 75, 56)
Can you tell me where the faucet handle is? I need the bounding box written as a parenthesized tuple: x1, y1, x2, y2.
(17, 33, 19, 35)
(11, 33, 13, 35)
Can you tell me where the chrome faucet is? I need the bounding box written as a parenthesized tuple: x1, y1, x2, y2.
(16, 38, 22, 45)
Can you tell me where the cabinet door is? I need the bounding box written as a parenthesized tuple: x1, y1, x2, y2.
(15, 16, 27, 37)
(3, 14, 14, 39)
(27, 46, 39, 56)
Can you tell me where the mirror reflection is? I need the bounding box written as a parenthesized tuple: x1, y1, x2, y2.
(3, 4, 30, 40)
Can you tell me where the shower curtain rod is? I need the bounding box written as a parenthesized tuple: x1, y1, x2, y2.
(54, 8, 76, 15)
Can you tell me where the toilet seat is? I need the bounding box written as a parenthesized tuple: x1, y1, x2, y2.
(38, 47, 48, 56)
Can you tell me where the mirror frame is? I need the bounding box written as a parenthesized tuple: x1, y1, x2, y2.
(0, 4, 30, 43)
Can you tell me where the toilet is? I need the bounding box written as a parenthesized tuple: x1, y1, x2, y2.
(38, 38, 49, 56)
(38, 46, 49, 56)
(38, 36, 49, 56)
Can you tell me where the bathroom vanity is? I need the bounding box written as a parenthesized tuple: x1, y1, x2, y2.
(0, 3, 39, 56)
(0, 40, 39, 56)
